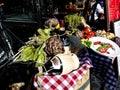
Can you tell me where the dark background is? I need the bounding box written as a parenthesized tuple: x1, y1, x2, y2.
(0, 0, 68, 53)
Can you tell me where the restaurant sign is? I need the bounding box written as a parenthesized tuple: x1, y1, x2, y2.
(107, 0, 120, 23)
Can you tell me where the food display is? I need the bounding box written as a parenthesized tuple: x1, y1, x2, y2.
(89, 37, 120, 57)
(93, 41, 115, 54)
(74, 26, 95, 39)
(13, 24, 81, 75)
(44, 18, 60, 30)
(81, 39, 92, 48)
(64, 13, 83, 34)
(13, 28, 51, 64)
(44, 36, 65, 56)
(1, 2, 120, 90)
(81, 26, 95, 39)
(12, 13, 118, 76)
(95, 30, 115, 39)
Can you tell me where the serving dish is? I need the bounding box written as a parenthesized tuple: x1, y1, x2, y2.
(89, 37, 120, 57)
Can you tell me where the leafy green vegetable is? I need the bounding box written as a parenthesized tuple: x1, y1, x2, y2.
(81, 39, 92, 48)
(64, 13, 83, 30)
(96, 43, 110, 51)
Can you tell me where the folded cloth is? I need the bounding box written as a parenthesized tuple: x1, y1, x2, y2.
(34, 61, 92, 90)
(87, 48, 117, 90)
(34, 49, 92, 90)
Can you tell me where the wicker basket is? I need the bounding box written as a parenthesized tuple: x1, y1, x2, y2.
(74, 69, 90, 90)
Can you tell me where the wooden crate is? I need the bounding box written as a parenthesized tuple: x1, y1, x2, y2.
(74, 69, 90, 90)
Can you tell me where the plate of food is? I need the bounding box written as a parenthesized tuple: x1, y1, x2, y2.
(89, 37, 120, 57)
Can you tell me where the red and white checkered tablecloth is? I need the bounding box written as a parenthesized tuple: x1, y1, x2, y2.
(34, 61, 92, 90)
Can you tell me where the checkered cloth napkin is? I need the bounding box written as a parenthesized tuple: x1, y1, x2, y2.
(88, 48, 117, 90)
(34, 61, 92, 90)
(34, 49, 92, 90)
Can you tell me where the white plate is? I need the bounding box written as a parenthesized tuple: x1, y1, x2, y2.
(89, 37, 120, 57)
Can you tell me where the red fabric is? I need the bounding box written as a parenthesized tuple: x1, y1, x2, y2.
(108, 0, 120, 23)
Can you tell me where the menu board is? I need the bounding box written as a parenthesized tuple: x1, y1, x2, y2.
(107, 0, 120, 23)
(113, 20, 120, 37)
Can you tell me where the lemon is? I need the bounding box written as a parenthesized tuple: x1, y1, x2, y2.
(55, 23, 60, 29)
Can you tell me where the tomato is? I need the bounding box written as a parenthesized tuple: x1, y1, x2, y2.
(99, 48, 107, 53)
(108, 43, 113, 48)
(89, 31, 95, 37)
(85, 30, 90, 34)
(106, 32, 110, 35)
(94, 41, 101, 45)
(85, 35, 91, 39)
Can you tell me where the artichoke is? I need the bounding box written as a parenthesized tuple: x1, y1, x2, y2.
(44, 36, 65, 56)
